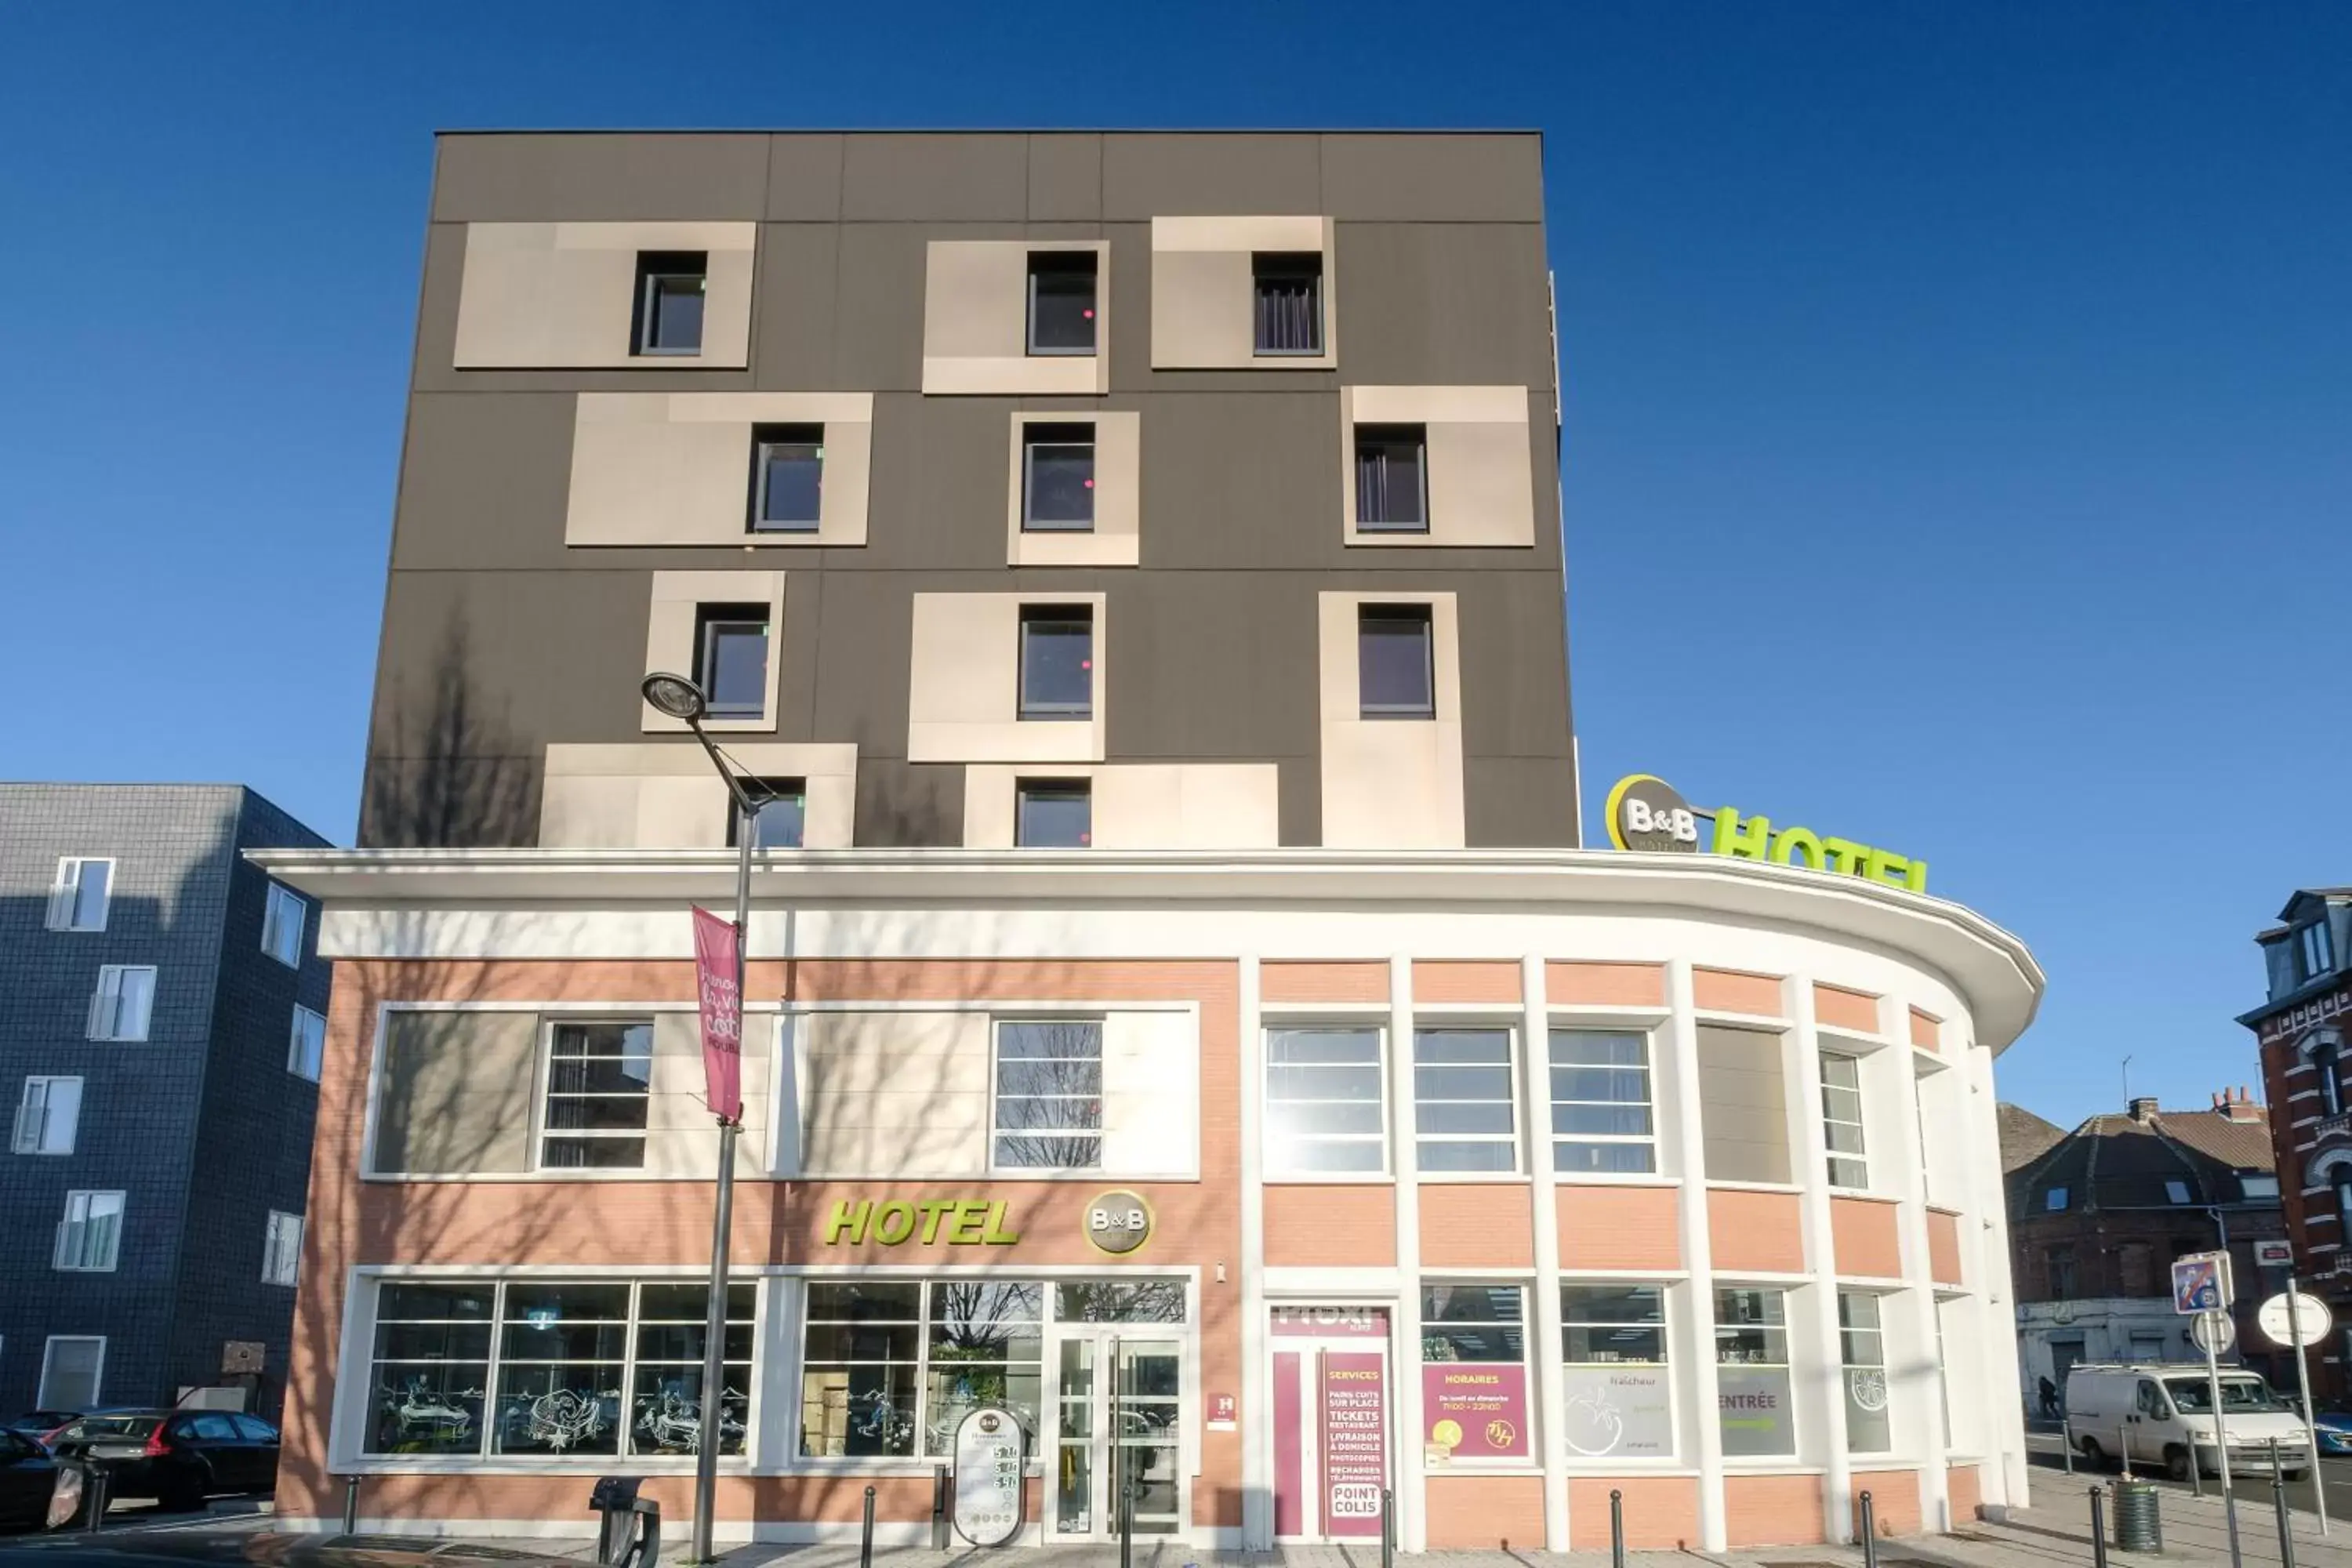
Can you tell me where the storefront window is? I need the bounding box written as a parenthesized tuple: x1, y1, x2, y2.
(802, 1282, 924, 1457)
(1715, 1287, 1795, 1457)
(1056, 1279, 1188, 1323)
(1420, 1284, 1533, 1461)
(368, 1282, 493, 1455)
(1549, 1030, 1656, 1173)
(927, 1283, 1044, 1457)
(492, 1283, 630, 1456)
(630, 1283, 755, 1456)
(1265, 1026, 1387, 1174)
(1840, 1290, 1892, 1453)
(1559, 1284, 1672, 1460)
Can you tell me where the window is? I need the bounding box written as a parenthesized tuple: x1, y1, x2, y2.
(1264, 1026, 1385, 1174)
(1549, 1029, 1655, 1174)
(87, 965, 156, 1042)
(13, 1076, 82, 1156)
(1560, 1284, 1673, 1459)
(1838, 1290, 1892, 1452)
(1820, 1051, 1867, 1188)
(492, 1282, 629, 1456)
(803, 1279, 1060, 1459)
(2302, 920, 2336, 983)
(46, 858, 112, 932)
(288, 1005, 327, 1082)
(630, 1282, 754, 1456)
(1252, 252, 1323, 355)
(2165, 1179, 2194, 1204)
(1414, 1027, 1517, 1173)
(55, 1190, 125, 1272)
(540, 1021, 653, 1170)
(1420, 1284, 1532, 1461)
(992, 1020, 1102, 1170)
(365, 1281, 492, 1454)
(695, 604, 771, 721)
(1354, 425, 1428, 532)
(2046, 1244, 2078, 1298)
(2044, 1185, 2070, 1211)
(1358, 605, 1435, 719)
(2242, 1174, 2281, 1201)
(1715, 1287, 1795, 1456)
(1021, 423, 1097, 532)
(2323, 1038, 2347, 1118)
(37, 1337, 103, 1410)
(262, 883, 306, 967)
(1026, 252, 1098, 356)
(2333, 1174, 2352, 1239)
(633, 251, 706, 355)
(922, 1281, 1044, 1456)
(1018, 607, 1093, 720)
(1015, 780, 1091, 848)
(750, 424, 824, 532)
(262, 1210, 303, 1287)
(726, 779, 807, 850)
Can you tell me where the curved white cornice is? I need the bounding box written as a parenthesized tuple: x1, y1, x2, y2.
(246, 846, 2043, 1050)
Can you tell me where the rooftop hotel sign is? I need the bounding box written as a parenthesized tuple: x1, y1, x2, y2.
(1605, 773, 1928, 892)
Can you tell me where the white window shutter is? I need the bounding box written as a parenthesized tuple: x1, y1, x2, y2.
(46, 864, 74, 931)
(87, 975, 112, 1040)
(13, 1086, 40, 1154)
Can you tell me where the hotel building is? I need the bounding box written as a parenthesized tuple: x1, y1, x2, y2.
(263, 130, 2042, 1552)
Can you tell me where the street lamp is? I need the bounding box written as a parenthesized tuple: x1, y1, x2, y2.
(641, 672, 758, 1563)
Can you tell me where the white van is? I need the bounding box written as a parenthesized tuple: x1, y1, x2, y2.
(2064, 1363, 2311, 1481)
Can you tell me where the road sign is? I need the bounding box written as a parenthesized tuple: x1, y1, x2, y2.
(2256, 1240, 2296, 1269)
(2190, 1311, 2238, 1355)
(2259, 1292, 2335, 1348)
(2174, 1253, 2226, 1315)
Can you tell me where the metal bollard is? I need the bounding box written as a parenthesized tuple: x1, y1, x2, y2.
(1610, 1488, 1626, 1568)
(860, 1485, 876, 1568)
(2272, 1439, 2298, 1568)
(342, 1474, 361, 1536)
(931, 1463, 949, 1551)
(2063, 1419, 2075, 1475)
(1859, 1489, 1878, 1568)
(82, 1467, 108, 1534)
(2090, 1486, 2109, 1568)
(1380, 1487, 1395, 1568)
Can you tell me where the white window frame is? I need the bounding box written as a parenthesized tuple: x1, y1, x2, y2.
(46, 858, 114, 933)
(37, 1335, 105, 1410)
(1412, 1025, 1521, 1175)
(2304, 920, 2336, 983)
(289, 1005, 327, 1082)
(262, 1210, 304, 1287)
(2242, 1174, 2281, 1200)
(263, 883, 307, 967)
(1548, 1028, 1657, 1174)
(1820, 1049, 1868, 1189)
(1559, 1281, 1676, 1462)
(536, 1018, 656, 1172)
(1714, 1284, 1797, 1457)
(1262, 1022, 1389, 1178)
(13, 1076, 83, 1156)
(1837, 1288, 1893, 1457)
(87, 965, 157, 1042)
(989, 1017, 1105, 1172)
(55, 1190, 125, 1272)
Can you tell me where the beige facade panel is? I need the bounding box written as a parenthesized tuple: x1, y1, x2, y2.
(921, 240, 1109, 395)
(961, 763, 1279, 849)
(1340, 384, 1536, 547)
(452, 221, 755, 369)
(643, 1013, 768, 1178)
(1004, 411, 1142, 567)
(906, 592, 1107, 764)
(566, 394, 874, 548)
(539, 742, 858, 849)
(1316, 591, 1465, 848)
(372, 1010, 538, 1176)
(1695, 1023, 1794, 1185)
(1150, 216, 1337, 370)
(641, 569, 786, 735)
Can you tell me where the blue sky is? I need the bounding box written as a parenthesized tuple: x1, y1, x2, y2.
(0, 2, 2344, 1127)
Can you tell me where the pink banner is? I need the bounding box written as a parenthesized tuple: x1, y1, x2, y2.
(691, 906, 742, 1123)
(1422, 1363, 1531, 1460)
(1321, 1351, 1386, 1537)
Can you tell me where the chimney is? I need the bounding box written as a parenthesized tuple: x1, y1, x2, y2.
(2215, 1085, 2263, 1123)
(2129, 1096, 2161, 1123)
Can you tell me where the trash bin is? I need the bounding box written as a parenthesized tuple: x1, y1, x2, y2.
(589, 1477, 660, 1568)
(2112, 1479, 2163, 1553)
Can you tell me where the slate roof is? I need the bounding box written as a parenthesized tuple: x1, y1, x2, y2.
(2005, 1102, 2277, 1222)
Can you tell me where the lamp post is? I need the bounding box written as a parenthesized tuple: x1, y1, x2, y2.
(641, 672, 759, 1564)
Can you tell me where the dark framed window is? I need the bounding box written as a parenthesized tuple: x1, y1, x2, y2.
(1355, 424, 1428, 532)
(1018, 607, 1094, 719)
(751, 424, 824, 532)
(1026, 252, 1098, 356)
(632, 251, 707, 356)
(1022, 423, 1096, 532)
(1358, 604, 1435, 719)
(725, 779, 808, 850)
(2322, 1038, 2345, 1118)
(2302, 920, 2336, 983)
(695, 604, 771, 720)
(1015, 780, 1091, 848)
(1253, 252, 1323, 355)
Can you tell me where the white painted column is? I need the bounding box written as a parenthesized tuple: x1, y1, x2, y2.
(1388, 955, 1428, 1552)
(1788, 978, 1853, 1542)
(1519, 955, 1569, 1550)
(1886, 998, 1951, 1532)
(1667, 958, 1729, 1553)
(1962, 1038, 2031, 1507)
(1238, 956, 1271, 1548)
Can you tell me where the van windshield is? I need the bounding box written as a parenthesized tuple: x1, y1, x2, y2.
(2165, 1377, 2288, 1414)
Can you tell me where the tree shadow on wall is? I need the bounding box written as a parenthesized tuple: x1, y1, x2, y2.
(359, 612, 539, 850)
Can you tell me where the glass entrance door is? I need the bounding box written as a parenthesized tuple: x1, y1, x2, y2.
(1046, 1331, 1185, 1541)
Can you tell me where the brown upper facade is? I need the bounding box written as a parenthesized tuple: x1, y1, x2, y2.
(365, 132, 1574, 852)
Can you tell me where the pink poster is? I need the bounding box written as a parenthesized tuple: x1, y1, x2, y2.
(1320, 1351, 1387, 1537)
(691, 906, 742, 1123)
(1421, 1363, 1532, 1460)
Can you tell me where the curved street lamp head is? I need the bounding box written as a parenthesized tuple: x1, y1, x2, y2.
(641, 671, 707, 724)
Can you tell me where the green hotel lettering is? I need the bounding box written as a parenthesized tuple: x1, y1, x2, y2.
(1711, 807, 1927, 892)
(826, 1198, 1021, 1247)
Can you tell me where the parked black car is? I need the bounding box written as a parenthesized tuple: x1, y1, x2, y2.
(0, 1426, 85, 1530)
(45, 1410, 278, 1511)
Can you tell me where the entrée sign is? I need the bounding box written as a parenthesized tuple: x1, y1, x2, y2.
(1605, 773, 1928, 892)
